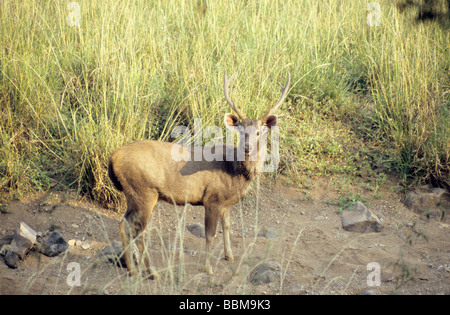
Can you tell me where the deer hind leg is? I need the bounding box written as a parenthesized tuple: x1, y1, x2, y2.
(120, 190, 160, 279)
(220, 207, 234, 262)
(204, 204, 221, 275)
(137, 189, 160, 279)
(119, 216, 136, 275)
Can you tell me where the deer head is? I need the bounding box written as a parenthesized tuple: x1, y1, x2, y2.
(223, 71, 290, 159)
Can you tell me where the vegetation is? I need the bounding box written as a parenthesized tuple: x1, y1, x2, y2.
(1, 0, 448, 207)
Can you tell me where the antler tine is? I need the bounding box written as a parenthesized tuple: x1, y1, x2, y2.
(260, 71, 291, 120)
(224, 72, 246, 120)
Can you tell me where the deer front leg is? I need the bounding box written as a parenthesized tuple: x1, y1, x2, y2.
(204, 205, 220, 275)
(119, 218, 137, 276)
(221, 208, 234, 262)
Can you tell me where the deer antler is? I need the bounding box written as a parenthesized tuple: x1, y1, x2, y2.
(260, 71, 290, 120)
(224, 72, 246, 120)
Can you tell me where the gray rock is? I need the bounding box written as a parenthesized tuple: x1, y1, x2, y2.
(4, 247, 20, 269)
(11, 222, 37, 259)
(186, 224, 205, 238)
(257, 227, 278, 238)
(0, 234, 14, 247)
(40, 231, 69, 257)
(290, 284, 304, 293)
(1, 222, 37, 269)
(341, 202, 383, 233)
(98, 240, 126, 267)
(249, 261, 282, 285)
(404, 185, 449, 220)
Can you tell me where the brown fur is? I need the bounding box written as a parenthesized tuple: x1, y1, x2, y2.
(108, 72, 289, 277)
(108, 129, 268, 276)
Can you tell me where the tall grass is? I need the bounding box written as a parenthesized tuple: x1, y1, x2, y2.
(1, 0, 448, 205)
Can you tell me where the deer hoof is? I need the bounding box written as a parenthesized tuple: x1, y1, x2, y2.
(149, 272, 161, 280)
(147, 265, 160, 280)
(225, 255, 234, 262)
(204, 266, 214, 275)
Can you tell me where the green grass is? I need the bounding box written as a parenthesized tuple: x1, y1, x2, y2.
(1, 0, 449, 206)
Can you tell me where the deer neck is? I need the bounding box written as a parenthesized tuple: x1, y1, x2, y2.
(232, 155, 264, 181)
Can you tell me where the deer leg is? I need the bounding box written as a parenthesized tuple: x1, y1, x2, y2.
(220, 208, 234, 262)
(119, 214, 138, 276)
(120, 191, 159, 278)
(135, 190, 160, 279)
(204, 205, 220, 275)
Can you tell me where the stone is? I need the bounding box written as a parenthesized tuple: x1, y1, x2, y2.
(40, 231, 69, 257)
(290, 284, 304, 293)
(249, 261, 282, 285)
(362, 289, 377, 295)
(81, 242, 91, 250)
(0, 222, 37, 269)
(4, 247, 20, 269)
(257, 227, 278, 238)
(341, 202, 383, 233)
(98, 240, 126, 267)
(186, 224, 205, 238)
(11, 222, 37, 259)
(404, 185, 449, 220)
(0, 234, 14, 247)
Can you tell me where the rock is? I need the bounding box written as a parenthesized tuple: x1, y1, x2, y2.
(0, 234, 14, 247)
(81, 242, 91, 250)
(290, 284, 304, 293)
(186, 224, 205, 238)
(362, 289, 377, 295)
(249, 261, 282, 285)
(314, 215, 326, 221)
(4, 247, 20, 269)
(341, 202, 383, 233)
(40, 231, 69, 257)
(11, 222, 36, 259)
(11, 222, 37, 259)
(98, 240, 126, 267)
(1, 222, 37, 269)
(404, 185, 449, 220)
(257, 227, 278, 238)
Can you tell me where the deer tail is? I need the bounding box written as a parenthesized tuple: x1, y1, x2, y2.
(108, 159, 123, 191)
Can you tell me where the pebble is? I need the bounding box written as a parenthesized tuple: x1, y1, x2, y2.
(186, 224, 205, 238)
(68, 239, 83, 246)
(81, 243, 91, 250)
(257, 227, 278, 238)
(249, 261, 282, 285)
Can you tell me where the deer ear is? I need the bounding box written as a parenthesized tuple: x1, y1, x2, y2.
(224, 113, 240, 130)
(263, 115, 277, 129)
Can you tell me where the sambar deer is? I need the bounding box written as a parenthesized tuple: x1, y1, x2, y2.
(108, 71, 290, 277)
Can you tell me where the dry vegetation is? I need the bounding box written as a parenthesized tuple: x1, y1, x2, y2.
(0, 0, 449, 296)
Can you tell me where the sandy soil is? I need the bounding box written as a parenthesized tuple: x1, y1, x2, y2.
(0, 178, 448, 295)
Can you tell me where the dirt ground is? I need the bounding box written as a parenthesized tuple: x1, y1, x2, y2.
(0, 177, 448, 295)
